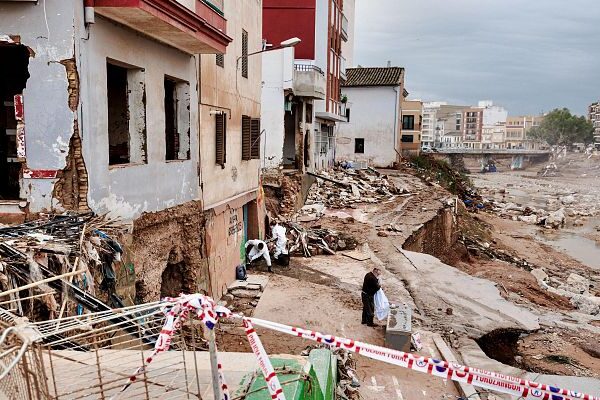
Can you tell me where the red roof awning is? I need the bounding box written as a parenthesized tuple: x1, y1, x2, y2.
(94, 0, 232, 54)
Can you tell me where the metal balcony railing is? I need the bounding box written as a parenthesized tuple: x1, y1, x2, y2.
(294, 64, 325, 75)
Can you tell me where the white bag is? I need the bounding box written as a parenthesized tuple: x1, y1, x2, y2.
(374, 289, 390, 321)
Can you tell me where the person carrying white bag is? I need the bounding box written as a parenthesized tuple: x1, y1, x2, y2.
(374, 286, 390, 321)
(361, 267, 382, 327)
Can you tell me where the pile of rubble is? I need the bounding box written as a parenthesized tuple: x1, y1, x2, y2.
(485, 191, 600, 229)
(537, 162, 561, 177)
(531, 269, 600, 315)
(305, 168, 406, 209)
(0, 213, 127, 322)
(286, 222, 358, 257)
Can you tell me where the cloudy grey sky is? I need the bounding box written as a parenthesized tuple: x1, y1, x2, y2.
(354, 0, 600, 116)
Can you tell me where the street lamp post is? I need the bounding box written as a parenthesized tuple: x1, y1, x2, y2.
(236, 37, 301, 70)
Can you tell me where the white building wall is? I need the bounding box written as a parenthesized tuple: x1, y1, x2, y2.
(337, 86, 398, 168)
(260, 48, 294, 169)
(342, 0, 356, 67)
(82, 18, 200, 220)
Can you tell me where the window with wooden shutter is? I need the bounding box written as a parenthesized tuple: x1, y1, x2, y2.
(241, 115, 252, 160)
(250, 118, 261, 159)
(216, 53, 224, 68)
(241, 29, 248, 78)
(215, 113, 226, 167)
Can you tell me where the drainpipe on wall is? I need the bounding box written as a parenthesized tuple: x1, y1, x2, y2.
(84, 0, 95, 24)
(393, 86, 401, 162)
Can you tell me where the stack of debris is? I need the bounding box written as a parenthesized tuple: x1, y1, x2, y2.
(537, 162, 561, 177)
(286, 222, 358, 257)
(460, 234, 534, 270)
(305, 168, 405, 209)
(531, 270, 600, 315)
(0, 213, 127, 323)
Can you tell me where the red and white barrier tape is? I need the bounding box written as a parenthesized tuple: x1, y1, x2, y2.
(110, 294, 232, 400)
(247, 317, 599, 400)
(243, 319, 286, 400)
(111, 294, 598, 400)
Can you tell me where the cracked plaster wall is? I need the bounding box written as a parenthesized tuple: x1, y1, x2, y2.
(0, 1, 81, 212)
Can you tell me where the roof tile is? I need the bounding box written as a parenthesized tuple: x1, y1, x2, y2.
(342, 67, 405, 87)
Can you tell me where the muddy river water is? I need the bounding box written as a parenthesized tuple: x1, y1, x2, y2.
(471, 168, 600, 271)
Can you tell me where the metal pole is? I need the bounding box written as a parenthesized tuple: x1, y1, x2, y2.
(207, 328, 221, 400)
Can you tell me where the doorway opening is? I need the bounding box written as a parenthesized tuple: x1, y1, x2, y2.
(0, 43, 30, 200)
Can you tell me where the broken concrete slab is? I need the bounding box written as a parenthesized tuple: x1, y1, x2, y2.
(458, 338, 600, 399)
(227, 274, 269, 291)
(400, 250, 540, 335)
(432, 334, 481, 400)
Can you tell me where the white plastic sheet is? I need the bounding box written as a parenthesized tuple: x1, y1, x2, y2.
(374, 289, 390, 321)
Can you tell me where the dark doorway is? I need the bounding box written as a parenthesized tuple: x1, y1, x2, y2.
(304, 130, 310, 168)
(0, 43, 30, 200)
(283, 105, 297, 168)
(160, 260, 186, 299)
(164, 77, 178, 160)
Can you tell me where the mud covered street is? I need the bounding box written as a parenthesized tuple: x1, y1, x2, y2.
(219, 160, 600, 399)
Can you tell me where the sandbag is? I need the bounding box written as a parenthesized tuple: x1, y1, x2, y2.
(374, 288, 390, 321)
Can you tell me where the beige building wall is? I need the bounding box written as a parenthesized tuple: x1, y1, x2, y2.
(401, 99, 422, 156)
(199, 0, 265, 298)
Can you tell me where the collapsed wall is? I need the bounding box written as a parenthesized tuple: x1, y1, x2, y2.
(402, 206, 460, 263)
(127, 201, 209, 302)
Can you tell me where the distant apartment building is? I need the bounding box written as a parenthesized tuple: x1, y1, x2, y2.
(421, 102, 446, 149)
(462, 108, 484, 149)
(263, 0, 350, 171)
(401, 100, 422, 156)
(436, 105, 468, 148)
(0, 0, 265, 301)
(482, 124, 507, 149)
(505, 116, 544, 149)
(336, 67, 406, 167)
(589, 101, 600, 148)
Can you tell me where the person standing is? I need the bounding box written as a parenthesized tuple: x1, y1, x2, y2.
(270, 221, 288, 263)
(361, 267, 381, 326)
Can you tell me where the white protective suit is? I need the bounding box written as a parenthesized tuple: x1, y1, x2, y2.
(245, 239, 271, 267)
(271, 224, 288, 259)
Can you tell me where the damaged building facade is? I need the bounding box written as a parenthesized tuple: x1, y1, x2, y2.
(261, 0, 353, 173)
(0, 0, 264, 301)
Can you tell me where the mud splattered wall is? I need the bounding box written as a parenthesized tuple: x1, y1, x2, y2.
(0, 0, 82, 212)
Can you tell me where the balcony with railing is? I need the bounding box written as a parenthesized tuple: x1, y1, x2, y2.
(94, 0, 232, 54)
(341, 14, 349, 42)
(293, 64, 326, 100)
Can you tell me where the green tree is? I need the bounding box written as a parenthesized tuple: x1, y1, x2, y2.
(528, 108, 594, 145)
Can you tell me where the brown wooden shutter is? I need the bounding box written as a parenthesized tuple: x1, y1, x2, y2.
(250, 118, 261, 159)
(241, 30, 248, 78)
(215, 113, 226, 167)
(216, 53, 224, 68)
(241, 115, 251, 160)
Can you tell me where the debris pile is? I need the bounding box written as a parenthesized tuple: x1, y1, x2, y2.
(531, 270, 600, 315)
(305, 168, 405, 209)
(0, 213, 127, 322)
(286, 222, 358, 257)
(537, 162, 561, 177)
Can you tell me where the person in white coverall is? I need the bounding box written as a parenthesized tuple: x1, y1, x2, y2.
(245, 239, 272, 273)
(271, 222, 288, 260)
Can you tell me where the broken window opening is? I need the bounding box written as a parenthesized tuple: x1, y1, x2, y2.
(164, 77, 191, 161)
(106, 60, 147, 166)
(0, 43, 30, 200)
(355, 138, 365, 154)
